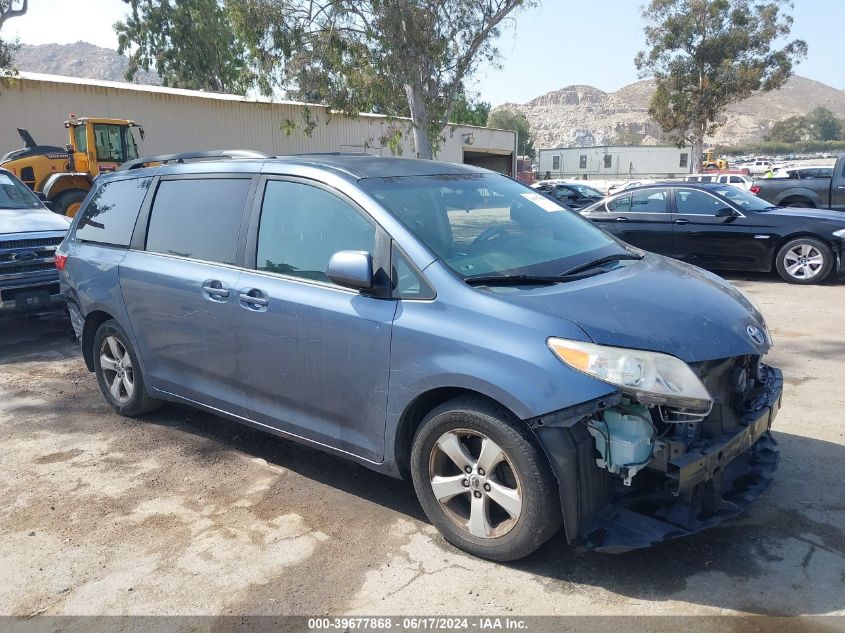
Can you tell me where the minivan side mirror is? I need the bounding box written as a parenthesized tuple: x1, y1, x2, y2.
(326, 250, 373, 291)
(715, 207, 736, 218)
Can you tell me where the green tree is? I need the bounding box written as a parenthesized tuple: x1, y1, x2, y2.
(635, 0, 806, 173)
(805, 107, 843, 142)
(232, 0, 533, 159)
(451, 92, 491, 127)
(766, 114, 807, 143)
(488, 107, 535, 158)
(115, 0, 253, 94)
(0, 0, 27, 76)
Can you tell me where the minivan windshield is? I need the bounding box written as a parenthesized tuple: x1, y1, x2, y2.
(0, 171, 42, 210)
(361, 173, 625, 279)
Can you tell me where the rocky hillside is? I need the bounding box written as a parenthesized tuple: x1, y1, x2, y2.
(502, 75, 845, 149)
(13, 41, 161, 85)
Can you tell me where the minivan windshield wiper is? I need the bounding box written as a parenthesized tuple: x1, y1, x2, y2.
(465, 252, 644, 287)
(464, 274, 565, 286)
(558, 252, 643, 277)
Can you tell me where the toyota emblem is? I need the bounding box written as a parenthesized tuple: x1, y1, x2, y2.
(746, 325, 766, 346)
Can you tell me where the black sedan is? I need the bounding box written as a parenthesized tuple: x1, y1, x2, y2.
(533, 182, 604, 209)
(580, 182, 845, 284)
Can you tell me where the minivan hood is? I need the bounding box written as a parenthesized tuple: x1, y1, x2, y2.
(489, 254, 770, 363)
(0, 207, 71, 234)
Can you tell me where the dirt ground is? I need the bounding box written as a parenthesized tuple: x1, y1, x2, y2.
(0, 273, 843, 621)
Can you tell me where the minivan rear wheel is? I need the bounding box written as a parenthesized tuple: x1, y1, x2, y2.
(410, 396, 561, 561)
(93, 320, 161, 416)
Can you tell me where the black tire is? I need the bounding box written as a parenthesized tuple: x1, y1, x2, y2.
(775, 237, 833, 285)
(92, 319, 161, 416)
(410, 396, 561, 561)
(52, 189, 87, 217)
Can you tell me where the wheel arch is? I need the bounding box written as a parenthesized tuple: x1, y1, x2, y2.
(779, 195, 816, 208)
(392, 387, 524, 479)
(81, 310, 117, 371)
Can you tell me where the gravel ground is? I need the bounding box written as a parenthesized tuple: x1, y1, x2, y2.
(0, 274, 843, 621)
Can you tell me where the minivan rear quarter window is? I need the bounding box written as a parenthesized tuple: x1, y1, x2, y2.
(76, 177, 152, 246)
(145, 178, 251, 265)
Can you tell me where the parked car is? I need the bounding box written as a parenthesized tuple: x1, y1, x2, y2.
(581, 182, 845, 284)
(532, 181, 604, 209)
(607, 179, 655, 195)
(685, 173, 753, 190)
(60, 152, 783, 560)
(747, 159, 774, 175)
(0, 168, 70, 313)
(750, 155, 845, 209)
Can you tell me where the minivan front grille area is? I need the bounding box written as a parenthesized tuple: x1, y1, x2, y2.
(691, 355, 764, 437)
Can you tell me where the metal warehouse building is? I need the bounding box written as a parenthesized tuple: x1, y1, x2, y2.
(0, 72, 517, 173)
(538, 145, 692, 180)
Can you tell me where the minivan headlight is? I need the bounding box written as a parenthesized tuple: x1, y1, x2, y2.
(547, 338, 713, 412)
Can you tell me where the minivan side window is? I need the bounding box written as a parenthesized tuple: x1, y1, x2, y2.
(145, 178, 251, 265)
(75, 177, 152, 246)
(256, 180, 376, 285)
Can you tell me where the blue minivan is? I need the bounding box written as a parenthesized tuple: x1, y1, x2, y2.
(59, 153, 782, 560)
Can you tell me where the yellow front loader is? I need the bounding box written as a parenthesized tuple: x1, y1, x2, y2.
(0, 115, 145, 217)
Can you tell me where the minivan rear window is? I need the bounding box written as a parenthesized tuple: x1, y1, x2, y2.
(145, 178, 251, 265)
(76, 177, 152, 246)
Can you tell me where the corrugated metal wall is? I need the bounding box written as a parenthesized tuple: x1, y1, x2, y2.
(0, 74, 515, 170)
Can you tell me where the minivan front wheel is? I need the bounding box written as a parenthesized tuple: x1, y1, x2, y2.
(410, 396, 561, 561)
(775, 237, 832, 284)
(93, 320, 161, 416)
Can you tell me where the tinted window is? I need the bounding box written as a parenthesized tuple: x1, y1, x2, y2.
(73, 126, 87, 153)
(679, 153, 688, 167)
(630, 188, 668, 213)
(674, 189, 726, 215)
(552, 156, 560, 170)
(256, 180, 376, 284)
(603, 154, 612, 168)
(145, 179, 250, 265)
(607, 194, 631, 212)
(729, 176, 743, 183)
(76, 177, 152, 246)
(579, 155, 587, 169)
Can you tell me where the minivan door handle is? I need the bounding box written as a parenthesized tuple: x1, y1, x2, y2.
(674, 218, 690, 225)
(202, 280, 230, 302)
(238, 288, 269, 311)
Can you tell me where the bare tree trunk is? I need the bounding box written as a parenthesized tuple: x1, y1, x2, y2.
(690, 135, 704, 174)
(405, 82, 433, 159)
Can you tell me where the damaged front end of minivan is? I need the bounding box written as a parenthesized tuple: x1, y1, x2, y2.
(531, 340, 783, 553)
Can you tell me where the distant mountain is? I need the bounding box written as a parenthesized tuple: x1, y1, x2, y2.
(13, 41, 161, 85)
(500, 76, 845, 148)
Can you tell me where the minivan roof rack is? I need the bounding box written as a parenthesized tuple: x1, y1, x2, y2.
(119, 149, 269, 171)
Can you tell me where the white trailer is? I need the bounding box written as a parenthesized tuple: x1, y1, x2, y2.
(538, 145, 692, 180)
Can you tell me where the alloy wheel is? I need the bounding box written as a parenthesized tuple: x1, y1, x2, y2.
(783, 243, 824, 281)
(99, 336, 134, 403)
(428, 429, 522, 539)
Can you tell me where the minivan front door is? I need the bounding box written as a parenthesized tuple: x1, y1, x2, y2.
(235, 179, 396, 462)
(120, 176, 254, 414)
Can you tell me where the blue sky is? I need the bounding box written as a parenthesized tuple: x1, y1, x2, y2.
(6, 0, 844, 104)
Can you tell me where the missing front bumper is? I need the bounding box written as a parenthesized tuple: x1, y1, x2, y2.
(579, 367, 783, 553)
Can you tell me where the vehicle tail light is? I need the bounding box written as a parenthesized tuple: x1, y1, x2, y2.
(54, 250, 67, 271)
(750, 185, 761, 195)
